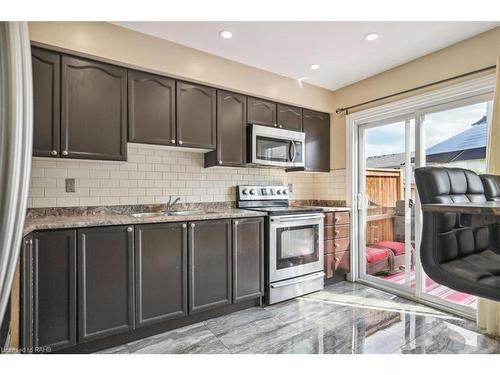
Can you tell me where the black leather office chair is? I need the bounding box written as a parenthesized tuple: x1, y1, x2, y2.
(415, 167, 500, 302)
(480, 174, 500, 202)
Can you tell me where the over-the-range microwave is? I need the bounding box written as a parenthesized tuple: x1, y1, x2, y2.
(247, 124, 305, 168)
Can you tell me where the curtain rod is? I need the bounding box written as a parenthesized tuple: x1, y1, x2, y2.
(335, 65, 497, 115)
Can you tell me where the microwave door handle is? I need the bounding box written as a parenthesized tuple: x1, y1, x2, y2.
(290, 141, 297, 162)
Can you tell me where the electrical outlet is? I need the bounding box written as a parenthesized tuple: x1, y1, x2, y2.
(288, 183, 293, 193)
(65, 178, 76, 193)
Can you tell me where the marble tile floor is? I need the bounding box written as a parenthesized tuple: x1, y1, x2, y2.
(100, 281, 500, 354)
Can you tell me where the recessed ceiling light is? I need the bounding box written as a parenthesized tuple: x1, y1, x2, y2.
(365, 32, 379, 41)
(309, 64, 320, 70)
(219, 30, 233, 39)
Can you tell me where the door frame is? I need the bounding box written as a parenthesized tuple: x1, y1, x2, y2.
(346, 74, 496, 319)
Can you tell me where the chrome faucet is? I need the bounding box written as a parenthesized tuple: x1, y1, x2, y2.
(166, 196, 181, 211)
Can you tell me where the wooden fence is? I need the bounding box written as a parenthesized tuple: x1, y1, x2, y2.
(365, 168, 402, 244)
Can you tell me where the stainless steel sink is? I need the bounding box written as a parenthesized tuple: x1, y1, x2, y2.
(130, 212, 168, 218)
(130, 210, 220, 218)
(167, 210, 206, 216)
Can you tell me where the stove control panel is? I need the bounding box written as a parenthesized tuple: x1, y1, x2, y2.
(238, 185, 289, 201)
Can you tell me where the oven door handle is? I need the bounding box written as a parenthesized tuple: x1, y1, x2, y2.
(271, 213, 324, 222)
(270, 272, 326, 288)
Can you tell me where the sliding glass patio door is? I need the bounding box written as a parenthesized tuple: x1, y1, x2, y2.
(355, 93, 494, 319)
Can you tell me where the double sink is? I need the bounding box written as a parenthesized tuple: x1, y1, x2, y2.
(130, 210, 216, 218)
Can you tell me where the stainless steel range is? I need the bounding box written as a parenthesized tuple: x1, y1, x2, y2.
(237, 185, 325, 304)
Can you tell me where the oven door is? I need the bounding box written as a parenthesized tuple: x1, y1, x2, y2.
(250, 124, 305, 168)
(269, 213, 324, 283)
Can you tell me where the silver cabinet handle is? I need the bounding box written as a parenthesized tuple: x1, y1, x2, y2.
(279, 125, 283, 128)
(234, 220, 238, 225)
(219, 161, 223, 165)
(127, 227, 133, 232)
(171, 139, 176, 144)
(51, 150, 58, 156)
(178, 140, 183, 145)
(273, 124, 277, 127)
(190, 223, 195, 228)
(62, 150, 68, 156)
(182, 223, 187, 228)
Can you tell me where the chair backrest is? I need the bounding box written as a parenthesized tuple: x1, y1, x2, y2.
(480, 174, 500, 201)
(414, 167, 488, 267)
(415, 167, 486, 205)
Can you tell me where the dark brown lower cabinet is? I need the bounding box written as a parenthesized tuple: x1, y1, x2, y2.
(232, 217, 264, 303)
(188, 220, 232, 314)
(20, 217, 264, 352)
(78, 226, 135, 343)
(32, 230, 77, 351)
(20, 235, 33, 351)
(135, 222, 188, 327)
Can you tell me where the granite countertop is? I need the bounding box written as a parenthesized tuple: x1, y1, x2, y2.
(23, 201, 351, 236)
(314, 206, 351, 213)
(289, 200, 351, 213)
(23, 204, 266, 236)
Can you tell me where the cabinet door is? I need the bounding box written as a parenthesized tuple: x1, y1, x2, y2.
(205, 90, 247, 167)
(176, 81, 216, 149)
(31, 48, 60, 157)
(232, 218, 264, 303)
(135, 223, 188, 327)
(20, 235, 33, 351)
(128, 70, 176, 146)
(78, 226, 134, 343)
(32, 230, 77, 351)
(188, 220, 232, 314)
(277, 104, 302, 131)
(247, 97, 277, 127)
(302, 109, 330, 172)
(61, 56, 127, 161)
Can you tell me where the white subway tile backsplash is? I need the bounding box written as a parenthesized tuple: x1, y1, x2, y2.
(28, 144, 348, 208)
(32, 197, 57, 207)
(56, 197, 80, 207)
(89, 169, 110, 179)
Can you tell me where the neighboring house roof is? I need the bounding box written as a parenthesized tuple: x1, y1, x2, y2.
(426, 115, 487, 154)
(366, 116, 487, 168)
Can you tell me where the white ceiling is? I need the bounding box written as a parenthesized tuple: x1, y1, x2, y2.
(112, 21, 499, 91)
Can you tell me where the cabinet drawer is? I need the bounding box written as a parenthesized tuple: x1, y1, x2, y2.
(325, 211, 350, 226)
(324, 250, 350, 278)
(324, 224, 350, 240)
(325, 237, 350, 255)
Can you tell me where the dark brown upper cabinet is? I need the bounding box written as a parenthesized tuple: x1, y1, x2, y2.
(302, 109, 331, 172)
(176, 81, 216, 149)
(134, 222, 188, 328)
(61, 56, 127, 161)
(277, 104, 303, 131)
(205, 90, 247, 167)
(188, 220, 232, 314)
(128, 70, 176, 146)
(232, 217, 264, 303)
(77, 226, 134, 343)
(32, 230, 77, 351)
(32, 47, 61, 157)
(247, 97, 277, 127)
